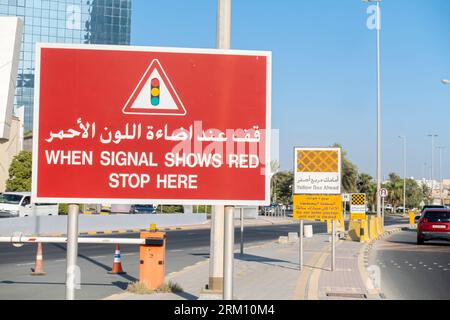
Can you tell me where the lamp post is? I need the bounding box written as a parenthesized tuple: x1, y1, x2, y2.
(399, 136, 406, 215)
(363, 0, 383, 219)
(427, 134, 438, 196)
(436, 146, 446, 205)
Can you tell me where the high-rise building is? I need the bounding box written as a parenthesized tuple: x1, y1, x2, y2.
(0, 0, 132, 131)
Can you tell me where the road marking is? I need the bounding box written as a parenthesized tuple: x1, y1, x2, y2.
(169, 249, 183, 252)
(92, 255, 107, 259)
(16, 262, 34, 266)
(120, 253, 135, 256)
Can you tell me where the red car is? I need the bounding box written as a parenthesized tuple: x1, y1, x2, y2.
(417, 208, 450, 244)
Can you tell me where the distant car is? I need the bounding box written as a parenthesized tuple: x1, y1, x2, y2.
(396, 206, 406, 213)
(384, 204, 393, 213)
(417, 208, 450, 244)
(130, 204, 156, 214)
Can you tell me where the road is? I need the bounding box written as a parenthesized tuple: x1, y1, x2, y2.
(368, 229, 450, 300)
(0, 215, 405, 300)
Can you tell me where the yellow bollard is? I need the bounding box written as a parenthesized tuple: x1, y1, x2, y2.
(378, 216, 384, 234)
(347, 220, 361, 241)
(339, 214, 345, 233)
(369, 216, 377, 240)
(150, 223, 157, 232)
(360, 220, 369, 243)
(409, 212, 415, 226)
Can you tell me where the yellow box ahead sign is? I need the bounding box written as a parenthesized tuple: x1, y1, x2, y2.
(350, 193, 367, 220)
(293, 194, 342, 221)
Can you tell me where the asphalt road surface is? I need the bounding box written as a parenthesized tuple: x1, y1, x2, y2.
(0, 215, 406, 300)
(368, 229, 450, 300)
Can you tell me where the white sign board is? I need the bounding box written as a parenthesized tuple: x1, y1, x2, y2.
(379, 188, 388, 198)
(294, 147, 341, 195)
(342, 193, 350, 202)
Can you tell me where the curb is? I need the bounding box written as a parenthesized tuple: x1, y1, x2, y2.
(358, 226, 403, 298)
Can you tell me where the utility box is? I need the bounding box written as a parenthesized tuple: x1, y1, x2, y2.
(139, 232, 166, 290)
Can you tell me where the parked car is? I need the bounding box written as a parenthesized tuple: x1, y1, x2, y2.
(130, 204, 156, 214)
(0, 192, 58, 218)
(417, 208, 450, 244)
(396, 206, 406, 213)
(384, 204, 393, 213)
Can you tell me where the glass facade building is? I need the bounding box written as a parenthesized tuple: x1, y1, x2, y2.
(0, 0, 132, 131)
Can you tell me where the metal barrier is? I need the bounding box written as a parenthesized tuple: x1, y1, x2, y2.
(261, 207, 286, 217)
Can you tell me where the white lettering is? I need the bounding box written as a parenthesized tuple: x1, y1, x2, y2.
(156, 174, 198, 189)
(108, 173, 151, 189)
(45, 150, 93, 166)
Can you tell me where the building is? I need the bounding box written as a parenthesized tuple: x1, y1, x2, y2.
(0, 108, 24, 192)
(0, 0, 132, 132)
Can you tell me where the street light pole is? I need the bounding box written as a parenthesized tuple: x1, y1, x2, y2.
(399, 136, 406, 215)
(364, 0, 383, 219)
(436, 146, 445, 205)
(428, 134, 438, 195)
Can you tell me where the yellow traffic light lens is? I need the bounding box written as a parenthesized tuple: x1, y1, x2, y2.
(151, 88, 160, 96)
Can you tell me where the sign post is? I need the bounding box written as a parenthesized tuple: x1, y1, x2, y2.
(65, 204, 79, 300)
(240, 207, 244, 255)
(293, 147, 342, 272)
(32, 43, 271, 300)
(379, 188, 388, 229)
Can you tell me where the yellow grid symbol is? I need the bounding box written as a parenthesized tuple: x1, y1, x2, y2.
(351, 193, 366, 205)
(296, 150, 339, 173)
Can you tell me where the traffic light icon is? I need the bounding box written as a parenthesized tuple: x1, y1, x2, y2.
(151, 78, 160, 106)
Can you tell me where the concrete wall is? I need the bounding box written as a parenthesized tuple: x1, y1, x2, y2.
(0, 213, 207, 236)
(0, 113, 24, 192)
(0, 17, 22, 140)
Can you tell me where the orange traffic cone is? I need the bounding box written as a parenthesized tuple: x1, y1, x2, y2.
(30, 242, 46, 276)
(108, 244, 126, 274)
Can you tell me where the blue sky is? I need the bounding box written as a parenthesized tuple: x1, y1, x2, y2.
(130, 0, 450, 181)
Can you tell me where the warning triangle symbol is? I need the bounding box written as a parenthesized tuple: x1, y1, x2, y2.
(122, 59, 187, 116)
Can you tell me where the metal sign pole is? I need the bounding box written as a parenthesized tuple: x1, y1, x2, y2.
(223, 205, 235, 300)
(331, 219, 335, 271)
(240, 208, 244, 255)
(299, 220, 304, 271)
(66, 204, 79, 300)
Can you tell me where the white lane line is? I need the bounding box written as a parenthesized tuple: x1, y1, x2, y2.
(120, 253, 135, 256)
(91, 255, 107, 259)
(16, 262, 34, 266)
(169, 249, 183, 252)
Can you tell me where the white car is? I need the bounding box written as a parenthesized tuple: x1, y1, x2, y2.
(0, 192, 58, 218)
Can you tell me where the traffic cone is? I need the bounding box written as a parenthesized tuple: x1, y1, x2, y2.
(108, 244, 126, 274)
(30, 242, 46, 276)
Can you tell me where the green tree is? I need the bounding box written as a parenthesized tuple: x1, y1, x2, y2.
(6, 151, 32, 192)
(385, 173, 403, 210)
(405, 178, 424, 209)
(357, 173, 377, 211)
(271, 171, 294, 205)
(332, 143, 358, 193)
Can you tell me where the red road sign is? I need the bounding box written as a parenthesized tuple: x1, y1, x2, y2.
(32, 44, 271, 205)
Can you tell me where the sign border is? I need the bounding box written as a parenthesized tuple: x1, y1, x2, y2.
(31, 43, 272, 206)
(293, 146, 342, 195)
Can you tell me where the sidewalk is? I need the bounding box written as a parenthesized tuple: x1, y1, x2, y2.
(105, 224, 406, 300)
